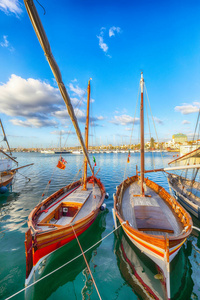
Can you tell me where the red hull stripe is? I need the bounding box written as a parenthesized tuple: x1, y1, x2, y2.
(120, 242, 160, 300)
(33, 219, 94, 267)
(125, 228, 165, 259)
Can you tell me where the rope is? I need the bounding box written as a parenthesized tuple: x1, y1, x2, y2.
(145, 92, 155, 170)
(62, 88, 87, 149)
(0, 219, 27, 234)
(38, 164, 57, 204)
(119, 84, 140, 203)
(144, 84, 165, 168)
(71, 225, 102, 300)
(5, 223, 124, 300)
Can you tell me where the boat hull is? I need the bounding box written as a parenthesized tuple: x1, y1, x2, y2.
(168, 175, 200, 220)
(0, 170, 16, 188)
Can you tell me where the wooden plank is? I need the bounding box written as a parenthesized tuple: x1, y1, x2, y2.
(134, 206, 174, 233)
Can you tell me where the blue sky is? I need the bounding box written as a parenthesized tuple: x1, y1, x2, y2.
(0, 0, 200, 148)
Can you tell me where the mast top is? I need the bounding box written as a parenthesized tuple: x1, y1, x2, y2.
(140, 72, 144, 93)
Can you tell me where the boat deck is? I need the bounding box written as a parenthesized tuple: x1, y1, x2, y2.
(122, 181, 183, 236)
(36, 183, 102, 231)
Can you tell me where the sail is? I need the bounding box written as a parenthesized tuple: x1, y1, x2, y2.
(24, 0, 93, 173)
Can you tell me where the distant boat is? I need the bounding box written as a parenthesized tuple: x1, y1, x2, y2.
(23, 0, 107, 287)
(54, 149, 71, 154)
(72, 149, 83, 154)
(54, 131, 71, 154)
(113, 73, 193, 299)
(40, 150, 55, 154)
(0, 119, 18, 192)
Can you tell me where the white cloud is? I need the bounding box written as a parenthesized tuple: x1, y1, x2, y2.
(153, 116, 163, 124)
(0, 75, 62, 118)
(109, 26, 121, 37)
(10, 118, 58, 128)
(182, 120, 191, 125)
(175, 102, 200, 114)
(0, 35, 14, 51)
(50, 130, 75, 135)
(97, 26, 121, 57)
(97, 28, 108, 53)
(0, 75, 65, 128)
(0, 35, 9, 47)
(125, 127, 132, 131)
(0, 0, 23, 17)
(97, 116, 104, 120)
(0, 75, 104, 129)
(68, 83, 86, 98)
(110, 114, 139, 126)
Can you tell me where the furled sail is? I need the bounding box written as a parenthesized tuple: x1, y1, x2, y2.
(24, 0, 93, 172)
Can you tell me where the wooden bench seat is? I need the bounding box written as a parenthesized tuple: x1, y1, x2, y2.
(134, 205, 174, 233)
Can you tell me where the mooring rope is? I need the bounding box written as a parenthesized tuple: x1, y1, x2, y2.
(71, 224, 102, 300)
(5, 222, 123, 300)
(0, 219, 27, 234)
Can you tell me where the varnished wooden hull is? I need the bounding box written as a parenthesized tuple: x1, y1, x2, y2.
(0, 170, 16, 188)
(168, 174, 200, 220)
(113, 175, 192, 299)
(25, 176, 105, 286)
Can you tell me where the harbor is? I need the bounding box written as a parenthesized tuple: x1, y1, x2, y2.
(1, 151, 200, 299)
(1, 0, 200, 299)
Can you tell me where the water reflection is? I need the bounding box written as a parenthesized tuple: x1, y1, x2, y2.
(114, 228, 193, 300)
(25, 211, 107, 300)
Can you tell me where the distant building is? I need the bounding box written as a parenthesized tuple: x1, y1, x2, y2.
(172, 133, 187, 143)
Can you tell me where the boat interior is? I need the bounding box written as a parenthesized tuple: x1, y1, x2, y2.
(120, 179, 183, 237)
(35, 182, 102, 231)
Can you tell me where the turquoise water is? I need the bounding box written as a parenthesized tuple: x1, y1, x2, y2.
(0, 152, 200, 300)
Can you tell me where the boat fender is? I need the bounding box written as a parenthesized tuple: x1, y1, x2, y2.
(100, 203, 106, 211)
(0, 186, 8, 194)
(105, 192, 109, 199)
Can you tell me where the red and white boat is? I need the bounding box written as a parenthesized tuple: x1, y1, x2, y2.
(113, 73, 193, 299)
(24, 0, 107, 286)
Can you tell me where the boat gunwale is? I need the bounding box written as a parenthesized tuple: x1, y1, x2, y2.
(27, 175, 105, 235)
(114, 175, 193, 245)
(0, 170, 16, 187)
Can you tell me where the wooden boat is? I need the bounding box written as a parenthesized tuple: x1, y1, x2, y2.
(168, 129, 200, 219)
(0, 119, 18, 192)
(25, 81, 106, 285)
(24, 0, 107, 286)
(168, 173, 200, 220)
(113, 73, 193, 300)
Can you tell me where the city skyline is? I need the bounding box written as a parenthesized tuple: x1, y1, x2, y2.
(0, 0, 200, 148)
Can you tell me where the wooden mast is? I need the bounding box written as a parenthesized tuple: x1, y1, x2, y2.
(23, 0, 93, 173)
(83, 79, 91, 190)
(140, 72, 145, 196)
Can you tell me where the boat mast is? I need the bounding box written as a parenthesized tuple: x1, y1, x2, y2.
(83, 79, 91, 190)
(24, 0, 93, 173)
(0, 119, 12, 155)
(140, 72, 145, 196)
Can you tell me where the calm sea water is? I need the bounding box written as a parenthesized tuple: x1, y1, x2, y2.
(0, 152, 200, 300)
